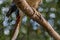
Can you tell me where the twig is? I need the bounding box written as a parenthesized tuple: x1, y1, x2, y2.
(11, 10, 24, 40)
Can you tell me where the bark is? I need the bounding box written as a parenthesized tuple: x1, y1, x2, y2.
(13, 0, 60, 40)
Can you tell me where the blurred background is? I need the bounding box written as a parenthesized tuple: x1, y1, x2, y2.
(0, 0, 60, 40)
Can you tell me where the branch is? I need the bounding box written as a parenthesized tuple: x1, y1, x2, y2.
(13, 0, 60, 40)
(11, 10, 24, 40)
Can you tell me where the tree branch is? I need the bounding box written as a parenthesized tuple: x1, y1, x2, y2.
(13, 0, 60, 40)
(11, 10, 24, 40)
